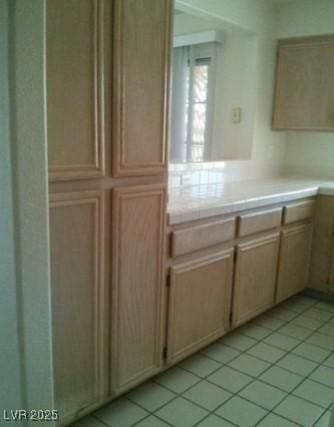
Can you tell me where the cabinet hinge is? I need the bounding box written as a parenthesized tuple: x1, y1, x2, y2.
(162, 346, 168, 360)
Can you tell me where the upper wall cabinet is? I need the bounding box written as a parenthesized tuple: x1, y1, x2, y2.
(112, 0, 172, 177)
(47, 0, 108, 181)
(272, 35, 334, 131)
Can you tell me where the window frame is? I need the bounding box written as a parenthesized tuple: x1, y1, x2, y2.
(184, 43, 217, 163)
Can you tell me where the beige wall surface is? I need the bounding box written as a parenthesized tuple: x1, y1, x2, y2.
(2, 0, 55, 423)
(0, 1, 24, 419)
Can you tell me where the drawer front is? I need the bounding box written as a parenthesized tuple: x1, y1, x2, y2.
(238, 208, 282, 237)
(171, 218, 236, 257)
(284, 200, 315, 224)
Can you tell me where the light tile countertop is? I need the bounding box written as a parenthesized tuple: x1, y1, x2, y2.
(168, 178, 334, 225)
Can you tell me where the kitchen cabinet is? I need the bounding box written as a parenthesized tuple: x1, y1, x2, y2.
(167, 250, 233, 364)
(238, 207, 282, 237)
(272, 35, 334, 131)
(283, 200, 315, 224)
(170, 218, 235, 257)
(309, 196, 334, 294)
(111, 185, 167, 394)
(47, 0, 106, 181)
(112, 0, 171, 176)
(46, 1, 322, 422)
(47, 0, 171, 424)
(47, 1, 111, 423)
(276, 223, 313, 303)
(167, 199, 315, 350)
(109, 0, 171, 395)
(232, 233, 280, 328)
(49, 191, 108, 422)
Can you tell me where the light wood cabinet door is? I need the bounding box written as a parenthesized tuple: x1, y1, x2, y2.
(47, 0, 106, 181)
(50, 191, 107, 423)
(309, 196, 334, 293)
(111, 185, 166, 395)
(232, 234, 280, 328)
(276, 223, 313, 303)
(167, 250, 233, 364)
(272, 35, 334, 131)
(112, 0, 172, 177)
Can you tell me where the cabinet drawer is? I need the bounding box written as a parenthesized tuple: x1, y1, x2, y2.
(171, 218, 236, 257)
(238, 208, 282, 237)
(283, 200, 315, 224)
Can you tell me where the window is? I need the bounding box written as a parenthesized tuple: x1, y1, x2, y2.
(186, 57, 211, 162)
(170, 44, 216, 163)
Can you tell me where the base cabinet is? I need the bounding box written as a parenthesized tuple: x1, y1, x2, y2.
(232, 234, 280, 328)
(166, 249, 234, 364)
(309, 196, 334, 293)
(276, 223, 313, 303)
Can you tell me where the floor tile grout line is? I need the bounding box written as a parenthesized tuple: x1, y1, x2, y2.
(177, 300, 334, 411)
(132, 411, 175, 427)
(185, 304, 315, 425)
(253, 302, 334, 427)
(222, 297, 334, 426)
(94, 378, 186, 426)
(201, 331, 313, 381)
(198, 298, 333, 426)
(143, 296, 334, 426)
(130, 372, 204, 414)
(91, 414, 113, 427)
(239, 302, 334, 359)
(92, 296, 333, 427)
(121, 327, 330, 425)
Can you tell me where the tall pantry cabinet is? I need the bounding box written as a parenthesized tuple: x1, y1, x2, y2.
(47, 0, 172, 425)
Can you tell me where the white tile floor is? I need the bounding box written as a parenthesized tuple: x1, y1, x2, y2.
(72, 295, 334, 427)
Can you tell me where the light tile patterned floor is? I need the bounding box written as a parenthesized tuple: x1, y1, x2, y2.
(72, 295, 334, 427)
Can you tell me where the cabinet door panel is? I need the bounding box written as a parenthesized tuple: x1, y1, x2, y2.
(112, 0, 172, 176)
(167, 250, 233, 364)
(232, 234, 280, 328)
(111, 185, 166, 394)
(309, 196, 334, 293)
(276, 223, 313, 303)
(50, 191, 107, 422)
(47, 0, 105, 180)
(273, 36, 334, 131)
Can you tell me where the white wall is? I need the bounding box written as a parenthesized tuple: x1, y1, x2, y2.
(276, 0, 334, 39)
(1, 0, 55, 422)
(171, 0, 287, 185)
(212, 31, 258, 161)
(277, 0, 334, 179)
(0, 1, 23, 418)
